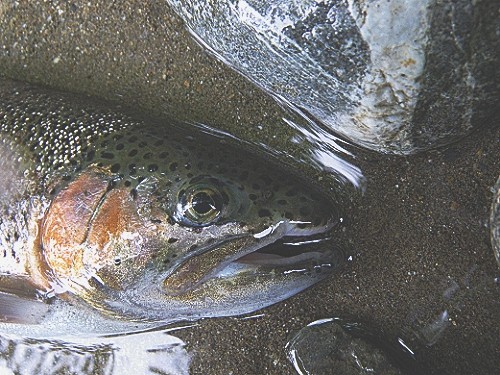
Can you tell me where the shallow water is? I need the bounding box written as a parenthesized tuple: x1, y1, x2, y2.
(0, 329, 191, 375)
(0, 1, 499, 374)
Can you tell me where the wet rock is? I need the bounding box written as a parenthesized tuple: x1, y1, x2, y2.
(285, 318, 420, 375)
(166, 0, 500, 154)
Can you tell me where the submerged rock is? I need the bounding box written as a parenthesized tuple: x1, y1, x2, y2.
(285, 318, 421, 375)
(166, 0, 500, 154)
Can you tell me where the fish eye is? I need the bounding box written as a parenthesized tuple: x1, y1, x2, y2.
(177, 187, 224, 226)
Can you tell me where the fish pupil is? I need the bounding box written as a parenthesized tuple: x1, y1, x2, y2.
(192, 192, 216, 215)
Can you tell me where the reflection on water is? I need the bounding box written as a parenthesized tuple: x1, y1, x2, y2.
(191, 118, 365, 192)
(0, 330, 191, 375)
(166, 0, 499, 154)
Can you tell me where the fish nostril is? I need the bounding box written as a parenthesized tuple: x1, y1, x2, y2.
(258, 209, 272, 218)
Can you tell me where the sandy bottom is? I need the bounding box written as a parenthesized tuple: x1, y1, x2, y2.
(0, 2, 498, 374)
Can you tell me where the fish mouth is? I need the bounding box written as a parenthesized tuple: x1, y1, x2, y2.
(162, 220, 337, 296)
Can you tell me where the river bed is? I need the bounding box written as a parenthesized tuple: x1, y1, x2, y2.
(0, 1, 499, 374)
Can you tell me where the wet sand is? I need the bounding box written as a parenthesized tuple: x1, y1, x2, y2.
(0, 2, 499, 374)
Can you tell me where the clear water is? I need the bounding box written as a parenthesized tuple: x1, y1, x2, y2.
(0, 329, 191, 375)
(0, 1, 499, 374)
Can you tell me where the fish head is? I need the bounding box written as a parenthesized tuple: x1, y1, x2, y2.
(40, 126, 343, 322)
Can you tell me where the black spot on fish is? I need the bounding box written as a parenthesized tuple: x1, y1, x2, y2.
(169, 162, 178, 172)
(143, 152, 152, 160)
(249, 193, 257, 201)
(101, 152, 115, 159)
(124, 180, 131, 187)
(101, 140, 109, 148)
(114, 258, 122, 266)
(86, 150, 95, 161)
(258, 209, 272, 218)
(138, 141, 148, 148)
(184, 163, 191, 170)
(107, 179, 118, 191)
(148, 164, 158, 172)
(277, 199, 288, 205)
(115, 143, 124, 150)
(128, 149, 138, 157)
(111, 163, 121, 173)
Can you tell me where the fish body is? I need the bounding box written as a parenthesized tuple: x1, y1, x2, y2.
(0, 81, 342, 331)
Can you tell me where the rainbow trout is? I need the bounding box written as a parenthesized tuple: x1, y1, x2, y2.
(0, 81, 341, 331)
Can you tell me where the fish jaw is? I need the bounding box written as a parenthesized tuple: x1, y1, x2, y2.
(161, 220, 336, 296)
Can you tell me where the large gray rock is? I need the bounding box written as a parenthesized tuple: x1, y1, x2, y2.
(166, 0, 500, 154)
